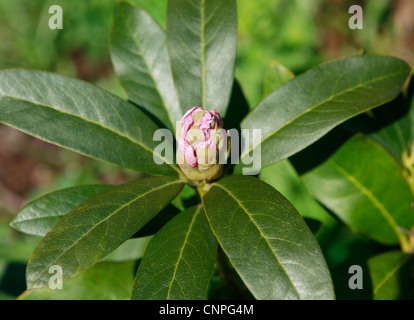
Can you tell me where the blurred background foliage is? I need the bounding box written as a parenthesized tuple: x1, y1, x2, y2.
(0, 0, 413, 300)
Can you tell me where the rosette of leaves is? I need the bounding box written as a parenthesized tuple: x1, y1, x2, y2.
(1, 1, 412, 300)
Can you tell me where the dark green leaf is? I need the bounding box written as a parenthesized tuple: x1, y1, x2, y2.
(203, 175, 335, 300)
(26, 176, 184, 289)
(237, 56, 411, 173)
(302, 134, 414, 245)
(19, 261, 136, 300)
(167, 0, 237, 115)
(368, 251, 414, 300)
(111, 2, 181, 131)
(0, 70, 180, 176)
(132, 205, 217, 299)
(11, 185, 113, 237)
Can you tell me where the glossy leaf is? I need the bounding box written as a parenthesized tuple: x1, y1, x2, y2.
(368, 251, 414, 300)
(0, 70, 180, 176)
(203, 175, 335, 300)
(19, 261, 135, 300)
(131, 205, 217, 300)
(11, 185, 113, 237)
(263, 60, 294, 97)
(26, 176, 184, 289)
(167, 0, 237, 115)
(302, 134, 414, 245)
(237, 56, 411, 173)
(111, 2, 181, 130)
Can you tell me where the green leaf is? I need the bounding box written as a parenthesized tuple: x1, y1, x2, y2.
(26, 176, 184, 289)
(302, 134, 414, 245)
(111, 2, 181, 131)
(167, 0, 237, 115)
(368, 251, 414, 300)
(11, 185, 113, 237)
(0, 70, 180, 176)
(263, 60, 294, 97)
(202, 175, 335, 300)
(237, 56, 411, 173)
(131, 205, 217, 300)
(19, 261, 136, 300)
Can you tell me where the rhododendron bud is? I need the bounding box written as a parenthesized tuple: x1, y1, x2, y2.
(176, 107, 229, 184)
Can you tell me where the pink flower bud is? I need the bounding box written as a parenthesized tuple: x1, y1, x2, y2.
(176, 107, 230, 183)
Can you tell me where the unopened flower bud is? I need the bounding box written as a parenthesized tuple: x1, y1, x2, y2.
(176, 107, 230, 184)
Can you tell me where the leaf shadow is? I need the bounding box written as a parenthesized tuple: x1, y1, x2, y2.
(0, 262, 27, 298)
(127, 99, 172, 130)
(290, 127, 354, 175)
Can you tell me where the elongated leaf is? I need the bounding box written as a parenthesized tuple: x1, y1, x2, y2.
(11, 185, 113, 236)
(26, 176, 184, 289)
(111, 3, 181, 130)
(203, 175, 334, 300)
(167, 0, 237, 115)
(302, 134, 414, 245)
(132, 205, 217, 299)
(0, 70, 180, 176)
(237, 56, 411, 173)
(19, 261, 135, 300)
(368, 251, 414, 300)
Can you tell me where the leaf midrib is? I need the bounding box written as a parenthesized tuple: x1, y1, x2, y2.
(373, 254, 411, 295)
(28, 179, 183, 288)
(120, 7, 177, 129)
(166, 205, 201, 299)
(1, 94, 180, 175)
(211, 183, 301, 299)
(329, 159, 402, 240)
(241, 69, 408, 160)
(200, 0, 206, 108)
